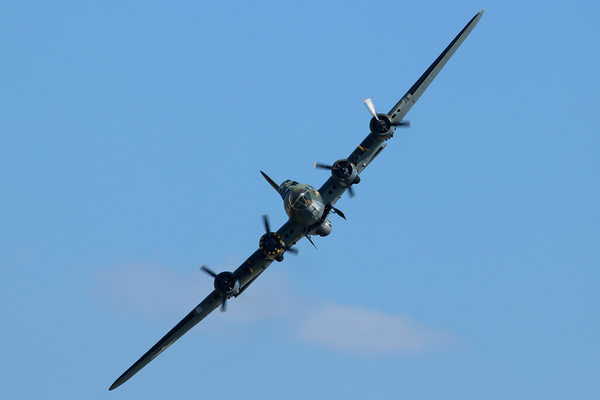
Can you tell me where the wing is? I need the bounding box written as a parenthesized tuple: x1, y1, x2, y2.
(345, 10, 484, 175)
(388, 9, 484, 124)
(110, 220, 306, 390)
(320, 10, 483, 207)
(109, 290, 222, 391)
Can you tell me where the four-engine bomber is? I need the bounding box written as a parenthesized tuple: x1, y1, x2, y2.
(109, 10, 485, 391)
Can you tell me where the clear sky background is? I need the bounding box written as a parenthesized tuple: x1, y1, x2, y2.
(1, 1, 599, 399)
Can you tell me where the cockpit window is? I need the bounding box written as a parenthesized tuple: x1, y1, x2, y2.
(288, 187, 312, 211)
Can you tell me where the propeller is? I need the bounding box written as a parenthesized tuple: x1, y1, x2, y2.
(261, 215, 298, 256)
(363, 98, 411, 127)
(314, 162, 357, 198)
(200, 265, 239, 312)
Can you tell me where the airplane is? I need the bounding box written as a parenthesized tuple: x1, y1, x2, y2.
(109, 9, 484, 391)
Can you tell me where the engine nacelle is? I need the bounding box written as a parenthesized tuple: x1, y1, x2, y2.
(259, 231, 285, 259)
(213, 271, 240, 297)
(369, 113, 394, 139)
(330, 159, 360, 188)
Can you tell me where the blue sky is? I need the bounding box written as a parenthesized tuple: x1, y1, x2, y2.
(1, 1, 599, 399)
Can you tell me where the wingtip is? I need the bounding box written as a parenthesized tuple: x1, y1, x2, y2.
(109, 375, 127, 391)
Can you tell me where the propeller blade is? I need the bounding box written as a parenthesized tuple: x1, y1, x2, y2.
(363, 98, 379, 120)
(221, 295, 227, 312)
(262, 214, 271, 234)
(305, 234, 318, 249)
(200, 264, 217, 278)
(260, 171, 281, 194)
(331, 206, 346, 220)
(392, 120, 411, 127)
(348, 186, 355, 198)
(314, 162, 333, 170)
(285, 246, 299, 255)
